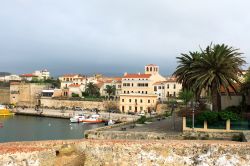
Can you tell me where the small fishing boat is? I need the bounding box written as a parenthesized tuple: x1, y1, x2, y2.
(0, 105, 14, 116)
(82, 114, 103, 123)
(70, 114, 85, 123)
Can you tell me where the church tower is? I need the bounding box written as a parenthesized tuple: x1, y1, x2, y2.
(145, 64, 159, 75)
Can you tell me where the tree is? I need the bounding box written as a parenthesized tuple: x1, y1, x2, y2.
(85, 82, 100, 97)
(105, 85, 116, 98)
(174, 44, 245, 111)
(178, 89, 194, 110)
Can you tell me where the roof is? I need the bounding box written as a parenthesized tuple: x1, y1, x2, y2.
(62, 74, 85, 77)
(10, 82, 20, 85)
(20, 74, 37, 77)
(123, 74, 151, 79)
(220, 84, 240, 93)
(146, 64, 158, 67)
(68, 84, 81, 88)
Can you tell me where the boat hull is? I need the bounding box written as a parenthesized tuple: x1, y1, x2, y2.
(82, 120, 103, 123)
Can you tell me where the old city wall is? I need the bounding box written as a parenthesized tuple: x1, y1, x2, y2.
(0, 87, 10, 104)
(40, 98, 119, 110)
(1, 139, 250, 166)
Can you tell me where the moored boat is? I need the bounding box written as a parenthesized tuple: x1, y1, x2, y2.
(82, 114, 103, 123)
(0, 105, 14, 116)
(70, 114, 85, 123)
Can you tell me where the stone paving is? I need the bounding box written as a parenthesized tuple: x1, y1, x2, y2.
(106, 112, 183, 135)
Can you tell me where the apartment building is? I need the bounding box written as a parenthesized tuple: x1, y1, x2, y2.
(119, 64, 166, 113)
(99, 78, 122, 98)
(153, 77, 182, 101)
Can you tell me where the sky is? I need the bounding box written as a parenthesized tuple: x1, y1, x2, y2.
(0, 0, 250, 77)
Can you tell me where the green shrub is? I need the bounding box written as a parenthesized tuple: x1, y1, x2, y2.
(137, 116, 147, 124)
(72, 93, 79, 97)
(224, 106, 241, 114)
(197, 111, 218, 123)
(219, 111, 240, 121)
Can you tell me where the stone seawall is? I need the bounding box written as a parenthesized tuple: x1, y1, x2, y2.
(1, 140, 250, 166)
(40, 98, 106, 110)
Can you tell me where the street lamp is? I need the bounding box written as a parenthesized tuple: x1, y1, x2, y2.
(192, 101, 195, 131)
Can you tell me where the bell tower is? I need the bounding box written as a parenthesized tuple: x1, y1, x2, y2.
(145, 64, 159, 75)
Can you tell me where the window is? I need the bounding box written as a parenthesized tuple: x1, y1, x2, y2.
(138, 91, 140, 93)
(167, 84, 169, 89)
(129, 106, 132, 110)
(145, 83, 148, 87)
(122, 99, 124, 102)
(124, 91, 126, 94)
(140, 107, 143, 111)
(158, 86, 161, 89)
(132, 83, 134, 87)
(174, 84, 176, 89)
(154, 86, 157, 91)
(145, 91, 148, 94)
(162, 86, 165, 89)
(148, 100, 150, 103)
(135, 99, 137, 103)
(174, 92, 176, 97)
(122, 106, 124, 111)
(129, 99, 131, 102)
(127, 91, 129, 94)
(142, 91, 144, 94)
(140, 99, 143, 103)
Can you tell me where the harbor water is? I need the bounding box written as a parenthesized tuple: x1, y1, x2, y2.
(0, 115, 104, 143)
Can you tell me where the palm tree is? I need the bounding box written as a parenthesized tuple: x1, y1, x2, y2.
(105, 85, 116, 98)
(174, 44, 245, 111)
(85, 82, 100, 97)
(178, 89, 194, 110)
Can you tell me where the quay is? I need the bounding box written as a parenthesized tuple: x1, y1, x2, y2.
(12, 108, 140, 122)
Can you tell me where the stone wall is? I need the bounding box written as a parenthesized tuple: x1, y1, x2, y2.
(0, 87, 10, 104)
(40, 98, 107, 110)
(1, 140, 250, 166)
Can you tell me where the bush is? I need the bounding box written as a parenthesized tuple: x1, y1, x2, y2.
(197, 110, 218, 123)
(224, 106, 241, 114)
(72, 93, 79, 97)
(219, 111, 240, 121)
(137, 116, 147, 124)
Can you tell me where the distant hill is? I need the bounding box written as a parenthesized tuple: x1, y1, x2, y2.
(0, 72, 11, 77)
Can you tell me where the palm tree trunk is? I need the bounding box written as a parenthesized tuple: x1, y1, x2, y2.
(211, 84, 221, 111)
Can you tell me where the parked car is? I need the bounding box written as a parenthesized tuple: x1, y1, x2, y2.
(74, 106, 83, 111)
(109, 110, 121, 113)
(128, 111, 136, 115)
(138, 112, 145, 116)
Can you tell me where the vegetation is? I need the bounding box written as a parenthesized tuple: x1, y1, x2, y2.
(71, 93, 79, 98)
(218, 111, 240, 121)
(105, 85, 116, 97)
(178, 89, 194, 109)
(240, 68, 250, 112)
(174, 43, 245, 111)
(30, 78, 60, 88)
(84, 82, 100, 97)
(137, 116, 147, 124)
(197, 110, 218, 124)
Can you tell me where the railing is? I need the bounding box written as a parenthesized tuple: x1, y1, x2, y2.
(183, 117, 250, 132)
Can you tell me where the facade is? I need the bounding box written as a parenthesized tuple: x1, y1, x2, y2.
(153, 77, 182, 101)
(10, 82, 50, 106)
(20, 74, 39, 81)
(99, 78, 122, 98)
(33, 69, 50, 80)
(59, 74, 87, 91)
(119, 64, 166, 113)
(0, 75, 21, 82)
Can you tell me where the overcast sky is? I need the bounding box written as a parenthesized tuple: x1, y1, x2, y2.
(0, 0, 250, 77)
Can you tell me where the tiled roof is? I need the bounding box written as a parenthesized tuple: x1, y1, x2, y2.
(123, 74, 151, 78)
(220, 84, 240, 93)
(68, 84, 81, 87)
(146, 64, 157, 67)
(20, 74, 37, 77)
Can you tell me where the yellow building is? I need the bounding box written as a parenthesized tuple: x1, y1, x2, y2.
(119, 64, 165, 113)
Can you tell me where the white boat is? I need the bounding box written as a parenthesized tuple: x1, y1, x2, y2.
(108, 119, 115, 126)
(82, 114, 103, 123)
(70, 114, 85, 123)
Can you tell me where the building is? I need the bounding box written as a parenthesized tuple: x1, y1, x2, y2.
(20, 69, 50, 81)
(59, 74, 87, 90)
(119, 64, 166, 113)
(0, 74, 21, 82)
(153, 76, 182, 101)
(10, 82, 51, 107)
(99, 77, 122, 99)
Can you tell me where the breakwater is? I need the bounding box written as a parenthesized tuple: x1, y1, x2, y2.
(1, 139, 250, 166)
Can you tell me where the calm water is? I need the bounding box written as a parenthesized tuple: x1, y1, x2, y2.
(0, 115, 104, 143)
